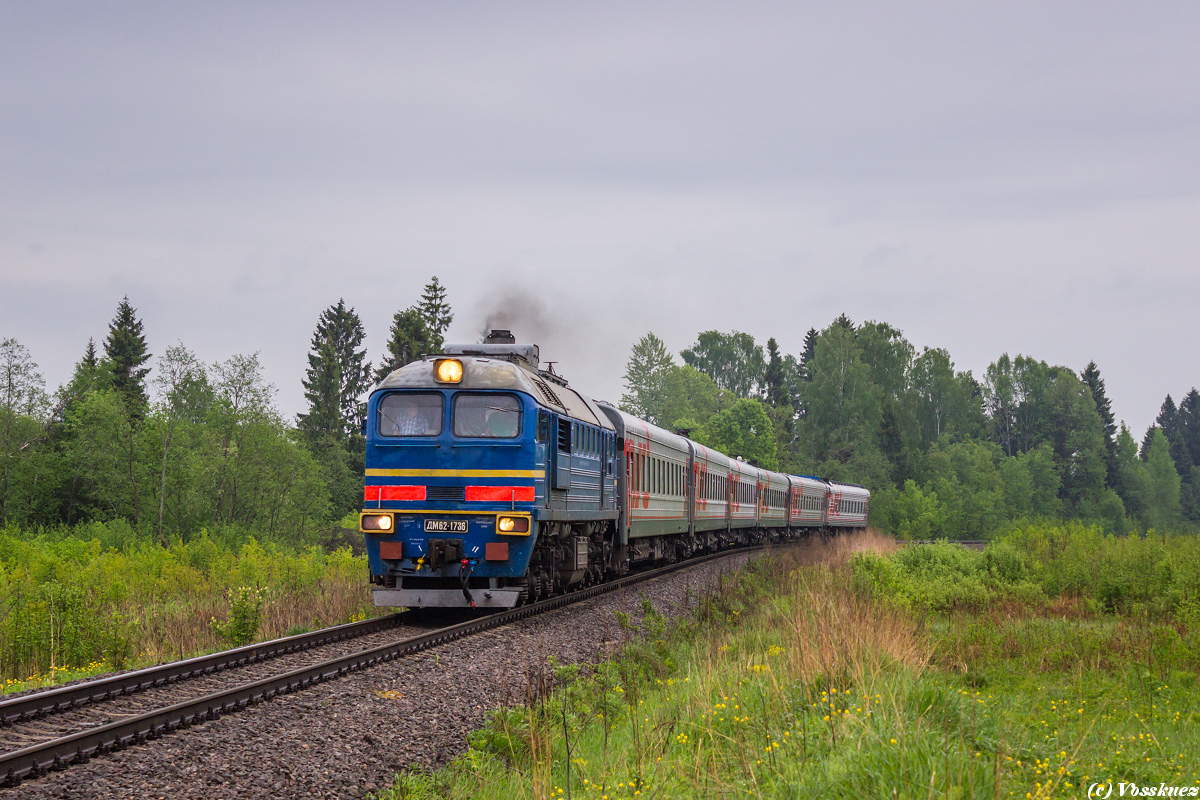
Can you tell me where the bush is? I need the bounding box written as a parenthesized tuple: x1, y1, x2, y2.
(0, 522, 373, 687)
(212, 585, 266, 646)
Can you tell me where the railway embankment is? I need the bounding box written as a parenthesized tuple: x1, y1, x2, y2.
(0, 521, 376, 695)
(2, 550, 754, 799)
(375, 525, 1200, 799)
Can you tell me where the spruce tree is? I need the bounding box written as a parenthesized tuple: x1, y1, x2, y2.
(58, 337, 111, 419)
(104, 296, 151, 412)
(798, 328, 819, 382)
(1080, 361, 1117, 486)
(419, 276, 453, 351)
(795, 327, 819, 419)
(298, 299, 371, 440)
(300, 338, 343, 438)
(1167, 392, 1199, 522)
(375, 307, 434, 382)
(1169, 389, 1200, 478)
(1157, 395, 1179, 442)
(764, 337, 788, 407)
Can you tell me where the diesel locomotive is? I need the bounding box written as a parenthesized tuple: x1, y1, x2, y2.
(359, 330, 869, 609)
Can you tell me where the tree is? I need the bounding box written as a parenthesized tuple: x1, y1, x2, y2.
(680, 331, 765, 398)
(1176, 389, 1200, 468)
(1112, 424, 1149, 524)
(923, 440, 1005, 538)
(298, 299, 371, 440)
(798, 328, 818, 382)
(909, 347, 978, 446)
(998, 443, 1061, 519)
(699, 398, 778, 470)
(795, 327, 819, 418)
(1010, 356, 1052, 455)
(763, 337, 788, 407)
(1176, 389, 1200, 521)
(152, 343, 208, 540)
(1080, 361, 1117, 486)
(879, 394, 909, 482)
(57, 338, 111, 417)
(104, 296, 151, 412)
(620, 333, 675, 425)
(856, 321, 914, 402)
(1143, 426, 1181, 530)
(799, 324, 881, 475)
(984, 355, 1014, 456)
(419, 276, 453, 351)
(299, 338, 342, 439)
(1, 338, 50, 524)
(62, 390, 144, 523)
(879, 480, 946, 540)
(1147, 396, 1178, 458)
(1041, 368, 1107, 511)
(375, 307, 434, 382)
(660, 365, 725, 434)
(205, 353, 330, 533)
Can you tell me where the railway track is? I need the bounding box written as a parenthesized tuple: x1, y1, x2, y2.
(905, 539, 988, 550)
(0, 544, 760, 788)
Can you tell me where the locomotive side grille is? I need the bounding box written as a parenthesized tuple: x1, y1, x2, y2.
(426, 485, 466, 501)
(558, 420, 572, 453)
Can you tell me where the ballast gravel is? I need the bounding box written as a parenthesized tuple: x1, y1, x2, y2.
(4, 553, 752, 800)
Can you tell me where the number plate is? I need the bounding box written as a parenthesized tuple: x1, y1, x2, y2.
(424, 519, 468, 533)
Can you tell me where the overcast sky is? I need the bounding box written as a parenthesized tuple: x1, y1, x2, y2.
(2, 2, 1197, 436)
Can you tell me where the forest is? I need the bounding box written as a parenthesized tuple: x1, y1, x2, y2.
(619, 318, 1200, 538)
(0, 279, 453, 541)
(2, 297, 1198, 543)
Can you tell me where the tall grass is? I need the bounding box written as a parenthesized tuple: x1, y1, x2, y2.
(375, 527, 1200, 799)
(0, 521, 374, 689)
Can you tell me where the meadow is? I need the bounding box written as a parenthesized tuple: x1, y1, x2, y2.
(374, 525, 1200, 799)
(0, 517, 375, 691)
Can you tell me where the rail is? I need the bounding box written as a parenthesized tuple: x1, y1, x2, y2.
(1, 612, 407, 727)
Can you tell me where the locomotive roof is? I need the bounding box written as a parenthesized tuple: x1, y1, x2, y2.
(374, 356, 615, 430)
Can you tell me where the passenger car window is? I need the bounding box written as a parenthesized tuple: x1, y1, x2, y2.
(378, 393, 442, 437)
(453, 394, 521, 438)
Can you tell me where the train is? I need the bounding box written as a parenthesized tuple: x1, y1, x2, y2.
(359, 331, 870, 609)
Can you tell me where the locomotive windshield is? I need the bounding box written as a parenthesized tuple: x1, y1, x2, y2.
(453, 393, 521, 438)
(378, 393, 442, 437)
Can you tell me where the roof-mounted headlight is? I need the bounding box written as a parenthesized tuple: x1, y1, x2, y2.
(435, 359, 463, 383)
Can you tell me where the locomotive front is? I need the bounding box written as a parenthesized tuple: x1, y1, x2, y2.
(359, 337, 548, 608)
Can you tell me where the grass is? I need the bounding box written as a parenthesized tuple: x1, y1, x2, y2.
(0, 520, 377, 692)
(372, 527, 1200, 799)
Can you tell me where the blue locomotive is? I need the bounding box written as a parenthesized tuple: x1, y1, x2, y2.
(359, 330, 869, 608)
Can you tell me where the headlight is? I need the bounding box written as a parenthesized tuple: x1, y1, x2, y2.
(435, 359, 463, 383)
(496, 515, 530, 534)
(360, 513, 394, 532)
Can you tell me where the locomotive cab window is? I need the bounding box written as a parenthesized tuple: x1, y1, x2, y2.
(378, 393, 443, 437)
(536, 411, 550, 443)
(453, 394, 521, 438)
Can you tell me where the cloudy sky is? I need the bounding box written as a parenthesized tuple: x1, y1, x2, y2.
(2, 2, 1197, 435)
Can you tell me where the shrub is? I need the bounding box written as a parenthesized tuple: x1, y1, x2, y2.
(213, 585, 266, 646)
